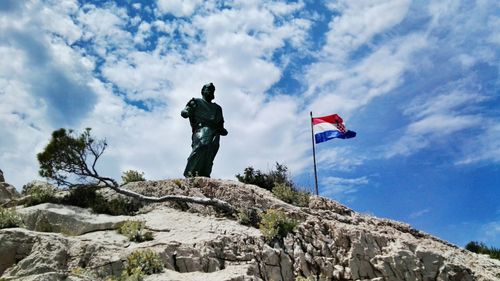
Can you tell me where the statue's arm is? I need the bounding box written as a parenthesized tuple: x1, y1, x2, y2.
(219, 126, 228, 136)
(181, 98, 196, 118)
(218, 108, 228, 136)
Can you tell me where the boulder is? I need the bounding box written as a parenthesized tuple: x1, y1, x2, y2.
(0, 228, 123, 280)
(21, 180, 58, 194)
(0, 182, 20, 204)
(16, 203, 130, 235)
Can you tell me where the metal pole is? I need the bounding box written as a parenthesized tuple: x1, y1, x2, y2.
(310, 111, 319, 196)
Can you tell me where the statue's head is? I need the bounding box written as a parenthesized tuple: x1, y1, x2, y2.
(201, 83, 215, 102)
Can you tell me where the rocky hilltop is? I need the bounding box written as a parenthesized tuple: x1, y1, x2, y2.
(1, 178, 499, 281)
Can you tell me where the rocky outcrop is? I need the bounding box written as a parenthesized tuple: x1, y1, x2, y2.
(0, 178, 499, 281)
(0, 228, 124, 280)
(0, 183, 20, 204)
(17, 203, 130, 235)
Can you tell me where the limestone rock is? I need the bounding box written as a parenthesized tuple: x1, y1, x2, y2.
(0, 182, 20, 204)
(0, 179, 499, 281)
(0, 228, 123, 280)
(17, 203, 130, 235)
(21, 180, 57, 194)
(144, 264, 259, 281)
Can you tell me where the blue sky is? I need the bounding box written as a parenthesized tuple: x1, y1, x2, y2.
(0, 0, 499, 247)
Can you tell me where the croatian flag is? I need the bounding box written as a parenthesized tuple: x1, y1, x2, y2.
(312, 114, 356, 144)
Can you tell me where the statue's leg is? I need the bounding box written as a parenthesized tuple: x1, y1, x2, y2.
(202, 138, 220, 177)
(184, 134, 203, 177)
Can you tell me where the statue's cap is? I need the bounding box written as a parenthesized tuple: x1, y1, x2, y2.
(202, 83, 215, 93)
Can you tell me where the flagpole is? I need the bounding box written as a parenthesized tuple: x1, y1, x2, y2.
(310, 111, 319, 196)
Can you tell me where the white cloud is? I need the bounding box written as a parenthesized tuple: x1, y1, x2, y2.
(0, 0, 102, 188)
(306, 32, 428, 119)
(133, 21, 152, 46)
(76, 4, 133, 57)
(324, 0, 411, 60)
(409, 208, 431, 219)
(386, 114, 483, 158)
(321, 176, 370, 201)
(404, 91, 485, 119)
(132, 3, 142, 10)
(456, 123, 500, 165)
(487, 16, 500, 45)
(385, 83, 495, 159)
(407, 114, 482, 135)
(478, 219, 500, 246)
(156, 0, 202, 17)
(316, 147, 365, 172)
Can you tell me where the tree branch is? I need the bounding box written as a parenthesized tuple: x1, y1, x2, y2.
(91, 176, 235, 214)
(37, 128, 236, 215)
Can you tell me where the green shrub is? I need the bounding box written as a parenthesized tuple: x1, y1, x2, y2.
(172, 179, 183, 188)
(60, 185, 142, 216)
(70, 267, 100, 279)
(236, 162, 293, 192)
(70, 266, 86, 275)
(259, 209, 298, 241)
(466, 241, 500, 260)
(105, 267, 143, 281)
(22, 183, 58, 206)
(236, 208, 261, 228)
(122, 170, 146, 184)
(118, 220, 154, 242)
(125, 249, 163, 276)
(92, 197, 142, 216)
(0, 207, 23, 229)
(62, 185, 100, 208)
(272, 184, 310, 207)
(107, 249, 163, 281)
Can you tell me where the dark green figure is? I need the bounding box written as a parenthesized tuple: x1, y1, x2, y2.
(181, 83, 228, 177)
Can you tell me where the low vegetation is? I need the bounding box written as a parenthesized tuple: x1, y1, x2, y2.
(126, 249, 163, 275)
(259, 208, 298, 241)
(62, 185, 142, 216)
(236, 207, 261, 228)
(20, 183, 142, 216)
(89, 195, 142, 216)
(236, 162, 293, 192)
(105, 249, 163, 281)
(22, 182, 57, 206)
(121, 170, 146, 185)
(236, 163, 311, 207)
(0, 207, 23, 229)
(272, 183, 310, 207)
(118, 220, 154, 242)
(466, 241, 500, 260)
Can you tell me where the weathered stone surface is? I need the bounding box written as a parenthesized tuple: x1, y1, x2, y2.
(1, 179, 499, 281)
(0, 182, 20, 204)
(21, 180, 57, 193)
(0, 228, 123, 280)
(16, 203, 130, 235)
(144, 264, 259, 281)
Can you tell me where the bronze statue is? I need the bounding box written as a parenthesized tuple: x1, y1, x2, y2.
(181, 83, 228, 177)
